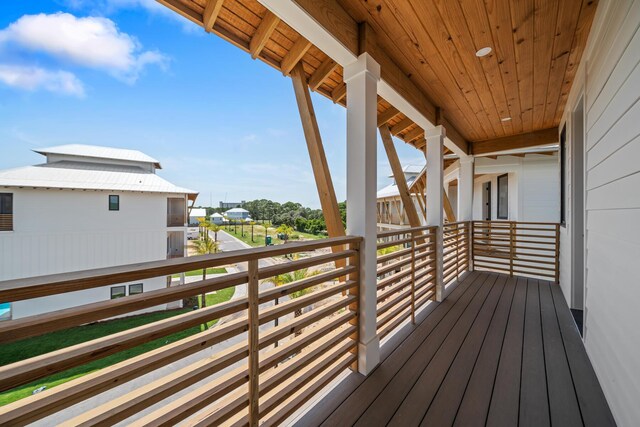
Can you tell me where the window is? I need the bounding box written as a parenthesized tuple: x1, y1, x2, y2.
(0, 193, 13, 231)
(110, 286, 126, 299)
(497, 174, 509, 220)
(560, 125, 567, 225)
(129, 283, 143, 295)
(109, 195, 120, 211)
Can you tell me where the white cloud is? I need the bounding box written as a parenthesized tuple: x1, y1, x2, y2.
(0, 13, 168, 83)
(0, 64, 85, 97)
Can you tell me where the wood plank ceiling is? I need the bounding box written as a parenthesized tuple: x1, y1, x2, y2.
(337, 0, 598, 143)
(157, 0, 597, 155)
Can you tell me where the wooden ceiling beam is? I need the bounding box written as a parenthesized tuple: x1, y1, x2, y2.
(377, 107, 400, 127)
(390, 117, 414, 136)
(203, 0, 225, 32)
(281, 37, 312, 75)
(249, 11, 280, 60)
(403, 126, 424, 142)
(331, 83, 346, 103)
(308, 58, 338, 91)
(471, 127, 559, 155)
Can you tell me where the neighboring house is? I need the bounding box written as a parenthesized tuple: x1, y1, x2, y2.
(0, 144, 197, 320)
(211, 212, 224, 224)
(225, 207, 250, 220)
(188, 208, 207, 226)
(377, 151, 560, 227)
(219, 201, 244, 209)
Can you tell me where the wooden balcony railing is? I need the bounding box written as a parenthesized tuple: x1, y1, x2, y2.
(443, 221, 471, 286)
(376, 226, 437, 338)
(167, 213, 185, 227)
(472, 220, 560, 282)
(0, 236, 361, 426)
(0, 213, 12, 231)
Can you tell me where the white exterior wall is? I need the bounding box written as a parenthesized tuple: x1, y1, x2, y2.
(471, 154, 559, 222)
(0, 189, 178, 319)
(559, 0, 640, 424)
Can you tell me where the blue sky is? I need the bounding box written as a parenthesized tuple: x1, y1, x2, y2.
(0, 0, 424, 208)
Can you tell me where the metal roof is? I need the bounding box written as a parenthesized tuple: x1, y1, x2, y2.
(34, 144, 162, 169)
(0, 161, 196, 195)
(189, 208, 207, 217)
(226, 208, 249, 213)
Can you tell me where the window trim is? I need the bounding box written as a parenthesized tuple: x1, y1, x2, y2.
(497, 173, 509, 220)
(560, 125, 567, 226)
(109, 195, 120, 211)
(110, 285, 126, 299)
(129, 283, 143, 295)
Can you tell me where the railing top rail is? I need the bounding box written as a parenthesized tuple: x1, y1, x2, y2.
(472, 220, 560, 226)
(377, 225, 437, 238)
(0, 235, 362, 302)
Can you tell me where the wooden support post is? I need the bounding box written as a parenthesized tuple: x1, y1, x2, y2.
(443, 187, 456, 223)
(379, 124, 422, 228)
(247, 259, 259, 426)
(290, 64, 345, 239)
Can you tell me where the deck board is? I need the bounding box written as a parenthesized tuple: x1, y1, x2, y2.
(295, 271, 615, 427)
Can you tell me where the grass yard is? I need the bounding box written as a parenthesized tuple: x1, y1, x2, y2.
(172, 267, 227, 278)
(224, 223, 322, 248)
(0, 287, 236, 407)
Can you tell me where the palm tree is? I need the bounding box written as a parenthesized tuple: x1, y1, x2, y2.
(268, 267, 320, 336)
(193, 238, 219, 327)
(198, 218, 210, 243)
(209, 223, 221, 242)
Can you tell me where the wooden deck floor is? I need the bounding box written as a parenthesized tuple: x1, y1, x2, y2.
(296, 271, 615, 427)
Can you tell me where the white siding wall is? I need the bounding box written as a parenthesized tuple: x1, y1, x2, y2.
(560, 0, 640, 424)
(0, 189, 175, 319)
(471, 154, 560, 222)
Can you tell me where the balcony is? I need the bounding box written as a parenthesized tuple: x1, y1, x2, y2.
(0, 222, 614, 426)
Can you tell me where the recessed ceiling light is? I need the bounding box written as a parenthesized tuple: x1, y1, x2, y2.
(475, 47, 492, 57)
(501, 117, 512, 122)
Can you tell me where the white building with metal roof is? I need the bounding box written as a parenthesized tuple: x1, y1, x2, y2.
(0, 144, 198, 320)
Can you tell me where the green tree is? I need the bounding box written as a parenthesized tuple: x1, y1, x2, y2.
(276, 224, 294, 241)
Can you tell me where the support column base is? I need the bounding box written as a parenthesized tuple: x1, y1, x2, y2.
(357, 334, 380, 375)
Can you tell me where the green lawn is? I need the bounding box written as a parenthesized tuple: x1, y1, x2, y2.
(224, 223, 322, 248)
(0, 287, 236, 407)
(172, 267, 227, 278)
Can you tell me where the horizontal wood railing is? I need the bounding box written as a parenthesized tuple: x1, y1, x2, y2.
(443, 221, 471, 286)
(0, 236, 361, 426)
(376, 226, 437, 339)
(472, 221, 560, 282)
(0, 213, 12, 231)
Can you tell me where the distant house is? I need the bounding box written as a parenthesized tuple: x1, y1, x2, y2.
(219, 201, 245, 209)
(0, 144, 197, 320)
(225, 207, 250, 220)
(189, 208, 207, 226)
(211, 212, 225, 224)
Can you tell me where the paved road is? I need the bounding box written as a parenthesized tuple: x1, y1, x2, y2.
(37, 230, 289, 426)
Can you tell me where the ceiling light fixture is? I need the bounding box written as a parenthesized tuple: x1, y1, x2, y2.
(501, 117, 512, 122)
(475, 47, 492, 57)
